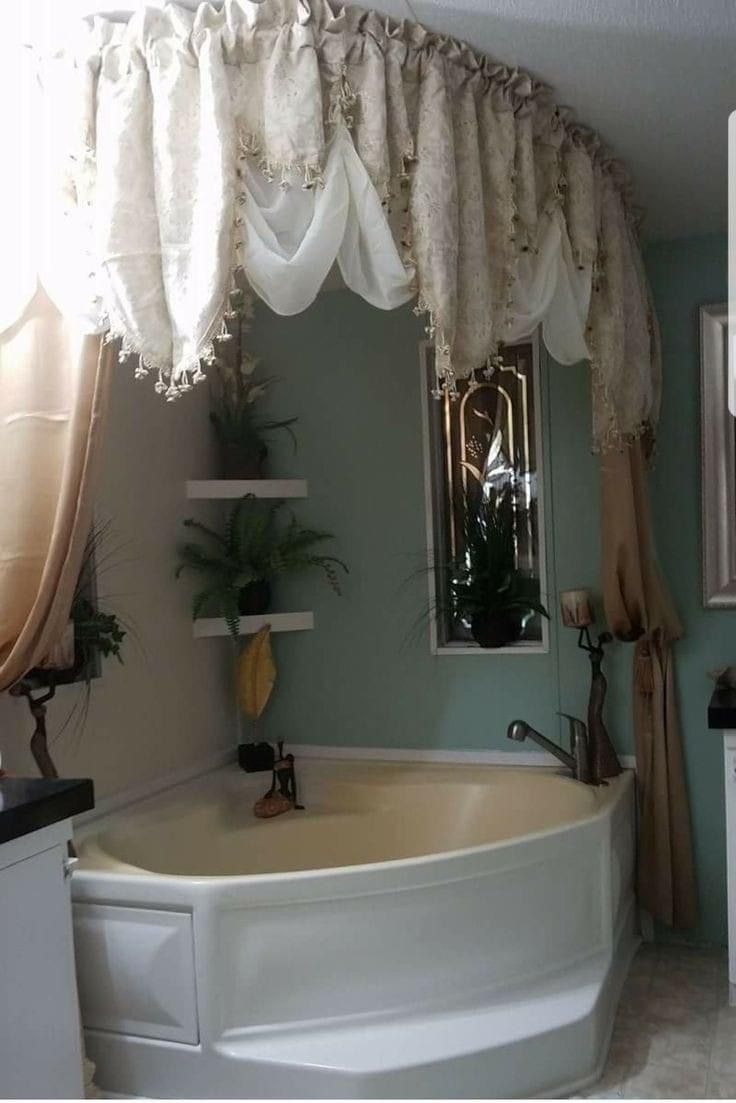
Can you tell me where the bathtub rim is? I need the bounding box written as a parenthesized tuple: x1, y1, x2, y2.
(74, 743, 637, 831)
(72, 759, 634, 894)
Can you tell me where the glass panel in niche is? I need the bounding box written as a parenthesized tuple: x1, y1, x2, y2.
(422, 338, 547, 651)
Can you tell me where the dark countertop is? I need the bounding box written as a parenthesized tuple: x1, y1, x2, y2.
(0, 777, 94, 846)
(708, 687, 736, 730)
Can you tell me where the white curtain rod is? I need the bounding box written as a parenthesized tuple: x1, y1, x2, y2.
(18, 0, 220, 49)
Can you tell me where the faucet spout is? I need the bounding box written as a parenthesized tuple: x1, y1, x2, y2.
(506, 719, 576, 772)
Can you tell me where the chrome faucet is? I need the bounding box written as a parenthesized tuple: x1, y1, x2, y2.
(507, 713, 593, 784)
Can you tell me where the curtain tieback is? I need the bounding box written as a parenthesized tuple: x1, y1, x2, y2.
(634, 638, 655, 696)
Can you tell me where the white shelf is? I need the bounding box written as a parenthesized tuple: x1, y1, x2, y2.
(193, 611, 314, 638)
(186, 479, 307, 500)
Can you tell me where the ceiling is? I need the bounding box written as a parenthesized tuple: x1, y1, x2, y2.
(385, 0, 736, 241)
(49, 0, 736, 239)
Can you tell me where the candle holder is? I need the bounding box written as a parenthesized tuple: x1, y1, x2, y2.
(559, 590, 622, 783)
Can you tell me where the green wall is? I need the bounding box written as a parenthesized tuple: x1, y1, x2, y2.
(251, 240, 731, 946)
(249, 291, 630, 766)
(646, 234, 729, 946)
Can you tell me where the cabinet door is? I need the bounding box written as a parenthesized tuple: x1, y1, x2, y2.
(0, 843, 83, 1098)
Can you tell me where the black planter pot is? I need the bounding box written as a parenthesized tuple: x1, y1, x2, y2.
(237, 579, 272, 616)
(220, 441, 268, 479)
(470, 610, 522, 649)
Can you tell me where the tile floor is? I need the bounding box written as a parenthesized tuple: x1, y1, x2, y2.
(575, 943, 734, 1099)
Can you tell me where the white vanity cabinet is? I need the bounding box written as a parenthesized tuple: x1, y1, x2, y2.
(0, 778, 94, 1098)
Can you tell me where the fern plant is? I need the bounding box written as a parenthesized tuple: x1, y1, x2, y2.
(447, 483, 548, 647)
(176, 497, 348, 637)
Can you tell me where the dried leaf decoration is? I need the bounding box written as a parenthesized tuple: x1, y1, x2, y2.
(238, 625, 276, 720)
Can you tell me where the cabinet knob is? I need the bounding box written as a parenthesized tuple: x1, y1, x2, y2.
(63, 856, 78, 879)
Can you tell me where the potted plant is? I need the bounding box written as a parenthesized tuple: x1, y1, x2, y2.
(8, 525, 126, 779)
(175, 496, 348, 637)
(446, 483, 549, 648)
(19, 524, 126, 692)
(209, 290, 297, 478)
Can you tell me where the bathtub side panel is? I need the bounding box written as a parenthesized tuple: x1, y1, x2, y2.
(73, 903, 199, 1044)
(209, 819, 610, 1035)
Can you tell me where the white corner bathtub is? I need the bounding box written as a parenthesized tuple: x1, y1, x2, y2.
(71, 758, 637, 1099)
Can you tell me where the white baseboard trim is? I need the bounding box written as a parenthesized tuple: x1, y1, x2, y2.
(75, 742, 636, 827)
(292, 742, 637, 771)
(75, 745, 237, 827)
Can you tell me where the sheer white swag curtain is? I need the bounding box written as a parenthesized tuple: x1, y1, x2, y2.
(29, 0, 658, 452)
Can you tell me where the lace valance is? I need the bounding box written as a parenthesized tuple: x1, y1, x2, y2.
(17, 0, 659, 450)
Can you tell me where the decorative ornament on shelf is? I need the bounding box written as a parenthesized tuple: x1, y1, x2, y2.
(559, 588, 621, 782)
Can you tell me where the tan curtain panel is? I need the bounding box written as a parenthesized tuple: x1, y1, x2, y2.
(600, 439, 697, 929)
(0, 288, 111, 692)
(42, 0, 658, 450)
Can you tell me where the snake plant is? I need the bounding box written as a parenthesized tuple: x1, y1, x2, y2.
(447, 483, 549, 645)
